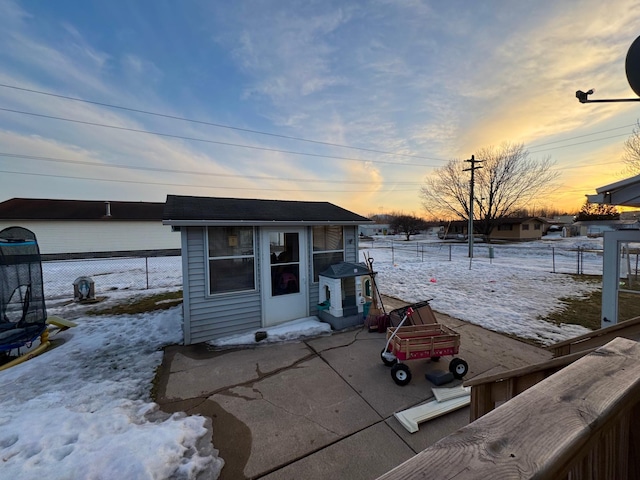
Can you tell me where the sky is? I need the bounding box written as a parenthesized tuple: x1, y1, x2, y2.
(2, 1, 640, 217)
(1, 233, 607, 479)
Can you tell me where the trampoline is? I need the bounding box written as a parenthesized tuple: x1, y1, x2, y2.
(0, 226, 47, 353)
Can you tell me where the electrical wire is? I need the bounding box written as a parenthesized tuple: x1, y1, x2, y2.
(0, 169, 414, 193)
(0, 107, 442, 168)
(0, 152, 422, 185)
(2, 82, 636, 158)
(0, 83, 443, 161)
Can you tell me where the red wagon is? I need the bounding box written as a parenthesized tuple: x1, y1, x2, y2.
(381, 305, 468, 386)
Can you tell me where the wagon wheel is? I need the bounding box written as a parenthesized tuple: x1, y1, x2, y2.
(381, 348, 397, 367)
(391, 363, 412, 386)
(449, 358, 469, 379)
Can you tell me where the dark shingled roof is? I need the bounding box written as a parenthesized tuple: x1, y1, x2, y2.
(0, 198, 164, 221)
(162, 195, 372, 225)
(319, 262, 373, 278)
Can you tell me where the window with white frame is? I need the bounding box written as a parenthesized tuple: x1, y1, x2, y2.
(207, 226, 255, 294)
(312, 226, 344, 282)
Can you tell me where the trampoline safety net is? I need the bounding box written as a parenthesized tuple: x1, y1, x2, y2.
(0, 226, 47, 351)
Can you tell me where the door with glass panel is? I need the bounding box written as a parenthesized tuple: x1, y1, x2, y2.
(261, 228, 308, 326)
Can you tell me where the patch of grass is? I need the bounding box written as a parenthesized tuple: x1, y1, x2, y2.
(87, 290, 183, 316)
(542, 275, 640, 330)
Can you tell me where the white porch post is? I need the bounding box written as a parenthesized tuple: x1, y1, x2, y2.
(602, 231, 620, 327)
(601, 230, 640, 327)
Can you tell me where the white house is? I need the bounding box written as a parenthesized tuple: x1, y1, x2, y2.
(0, 198, 178, 255)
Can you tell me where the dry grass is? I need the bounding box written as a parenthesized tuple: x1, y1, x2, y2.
(86, 290, 183, 316)
(543, 275, 640, 330)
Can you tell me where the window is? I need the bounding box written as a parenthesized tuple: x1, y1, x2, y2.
(522, 224, 530, 231)
(268, 231, 300, 296)
(498, 224, 513, 231)
(534, 223, 541, 230)
(312, 226, 344, 282)
(207, 226, 255, 294)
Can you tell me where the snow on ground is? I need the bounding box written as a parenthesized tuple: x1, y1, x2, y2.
(0, 234, 612, 479)
(210, 316, 331, 347)
(0, 308, 224, 480)
(361, 235, 605, 345)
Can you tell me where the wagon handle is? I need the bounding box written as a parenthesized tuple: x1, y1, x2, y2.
(383, 307, 414, 353)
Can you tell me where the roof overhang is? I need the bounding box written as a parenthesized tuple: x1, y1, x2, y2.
(163, 219, 374, 227)
(589, 174, 640, 207)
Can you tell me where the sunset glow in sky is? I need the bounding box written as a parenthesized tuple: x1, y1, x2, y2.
(2, 1, 640, 217)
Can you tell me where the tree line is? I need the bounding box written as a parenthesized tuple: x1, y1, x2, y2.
(366, 127, 640, 241)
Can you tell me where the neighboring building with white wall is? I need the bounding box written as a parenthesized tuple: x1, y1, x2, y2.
(0, 198, 179, 255)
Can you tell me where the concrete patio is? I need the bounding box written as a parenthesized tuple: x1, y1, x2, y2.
(154, 299, 552, 479)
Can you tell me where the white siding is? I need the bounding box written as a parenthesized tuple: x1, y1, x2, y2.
(0, 220, 179, 254)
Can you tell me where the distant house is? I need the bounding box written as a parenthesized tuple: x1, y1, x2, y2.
(490, 217, 547, 241)
(573, 219, 640, 237)
(0, 198, 178, 256)
(358, 224, 390, 237)
(162, 194, 372, 344)
(439, 217, 547, 242)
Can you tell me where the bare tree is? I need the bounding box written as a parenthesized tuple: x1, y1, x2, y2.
(420, 143, 559, 238)
(388, 213, 427, 241)
(622, 121, 640, 174)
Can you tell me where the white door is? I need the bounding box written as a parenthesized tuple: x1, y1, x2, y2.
(261, 228, 308, 326)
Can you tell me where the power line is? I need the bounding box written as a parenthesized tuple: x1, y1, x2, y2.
(0, 169, 416, 193)
(0, 82, 443, 161)
(528, 132, 632, 154)
(3, 82, 634, 160)
(0, 152, 423, 185)
(0, 107, 441, 168)
(526, 123, 637, 148)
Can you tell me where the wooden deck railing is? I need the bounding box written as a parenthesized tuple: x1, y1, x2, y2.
(465, 315, 640, 421)
(464, 348, 593, 422)
(548, 315, 640, 357)
(377, 337, 640, 480)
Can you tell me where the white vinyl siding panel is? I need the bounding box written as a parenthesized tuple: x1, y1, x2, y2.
(0, 220, 180, 254)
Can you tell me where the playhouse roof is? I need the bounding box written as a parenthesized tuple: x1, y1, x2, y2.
(319, 262, 372, 279)
(162, 195, 373, 226)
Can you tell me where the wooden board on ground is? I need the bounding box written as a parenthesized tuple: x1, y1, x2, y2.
(47, 316, 77, 330)
(394, 395, 471, 433)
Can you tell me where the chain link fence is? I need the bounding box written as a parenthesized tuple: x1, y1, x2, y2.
(42, 254, 183, 300)
(359, 239, 604, 275)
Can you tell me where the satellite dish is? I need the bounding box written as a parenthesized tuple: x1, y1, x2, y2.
(626, 35, 640, 97)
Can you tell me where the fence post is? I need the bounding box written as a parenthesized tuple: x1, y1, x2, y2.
(449, 244, 452, 261)
(392, 241, 395, 265)
(552, 247, 556, 273)
(576, 247, 581, 275)
(146, 256, 150, 289)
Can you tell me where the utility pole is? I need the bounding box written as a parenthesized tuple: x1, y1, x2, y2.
(463, 155, 483, 258)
